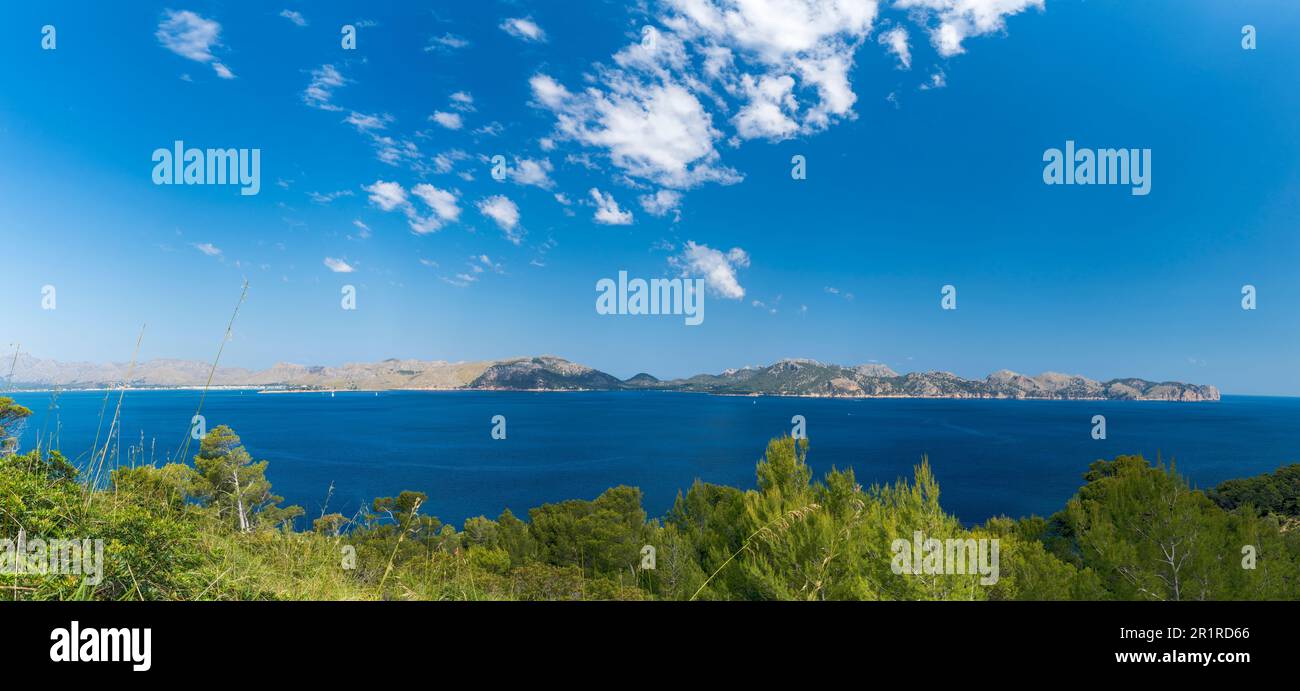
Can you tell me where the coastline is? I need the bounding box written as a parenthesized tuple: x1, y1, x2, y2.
(4, 386, 1227, 401)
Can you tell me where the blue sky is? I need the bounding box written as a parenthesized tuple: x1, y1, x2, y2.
(1, 1, 1298, 394)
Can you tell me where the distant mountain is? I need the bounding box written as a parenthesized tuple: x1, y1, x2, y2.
(467, 356, 625, 390)
(4, 353, 1220, 401)
(3, 353, 489, 391)
(623, 373, 660, 385)
(638, 358, 903, 396)
(624, 359, 1217, 401)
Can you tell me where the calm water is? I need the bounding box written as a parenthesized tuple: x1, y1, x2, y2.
(7, 390, 1299, 526)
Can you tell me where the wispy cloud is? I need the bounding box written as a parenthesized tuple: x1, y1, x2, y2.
(192, 242, 222, 257)
(432, 149, 470, 175)
(920, 69, 947, 90)
(500, 17, 546, 43)
(449, 91, 475, 112)
(440, 254, 505, 288)
(303, 67, 426, 170)
(425, 32, 470, 51)
(879, 26, 911, 69)
(308, 189, 354, 204)
(323, 257, 355, 273)
(156, 9, 235, 79)
(279, 9, 307, 27)
(303, 64, 346, 111)
(344, 111, 393, 132)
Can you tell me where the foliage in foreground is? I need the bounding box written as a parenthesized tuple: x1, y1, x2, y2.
(1, 402, 1297, 601)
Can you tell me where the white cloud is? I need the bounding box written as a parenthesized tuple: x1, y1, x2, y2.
(433, 149, 470, 174)
(660, 0, 877, 136)
(664, 0, 875, 61)
(405, 215, 441, 235)
(500, 17, 547, 43)
(879, 26, 911, 69)
(521, 0, 1045, 200)
(156, 10, 235, 79)
(733, 73, 799, 140)
(279, 9, 307, 27)
(308, 189, 354, 204)
(441, 254, 506, 287)
(530, 73, 738, 189)
(449, 91, 475, 112)
(411, 184, 461, 223)
(920, 69, 947, 90)
(512, 158, 554, 188)
(426, 33, 470, 51)
(590, 188, 633, 225)
(430, 111, 463, 130)
(323, 257, 355, 273)
(303, 64, 346, 111)
(442, 273, 478, 288)
(671, 241, 749, 299)
(525, 0, 879, 183)
(477, 254, 505, 273)
(192, 242, 222, 257)
(370, 135, 423, 168)
(530, 74, 569, 109)
(345, 111, 392, 132)
(894, 0, 1044, 57)
(477, 195, 523, 244)
(365, 180, 461, 234)
(351, 219, 372, 239)
(640, 189, 682, 217)
(363, 180, 408, 212)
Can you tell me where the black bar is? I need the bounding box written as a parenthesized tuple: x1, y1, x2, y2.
(2, 600, 1290, 677)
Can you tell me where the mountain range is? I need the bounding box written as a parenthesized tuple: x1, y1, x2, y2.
(3, 354, 1221, 401)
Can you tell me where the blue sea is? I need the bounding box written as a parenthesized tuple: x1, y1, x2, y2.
(6, 390, 1299, 526)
